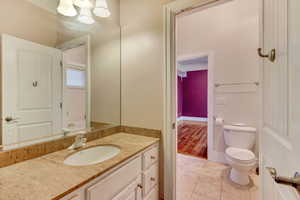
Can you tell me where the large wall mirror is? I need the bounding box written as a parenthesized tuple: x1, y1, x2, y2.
(0, 0, 121, 150)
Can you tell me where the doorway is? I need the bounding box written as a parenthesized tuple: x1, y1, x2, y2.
(177, 55, 209, 159)
(164, 0, 261, 199)
(57, 36, 92, 134)
(62, 45, 87, 132)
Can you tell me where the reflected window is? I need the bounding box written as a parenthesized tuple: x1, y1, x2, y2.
(66, 68, 85, 87)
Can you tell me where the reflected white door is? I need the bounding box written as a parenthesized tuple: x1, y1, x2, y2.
(1, 34, 62, 150)
(261, 0, 300, 199)
(62, 45, 87, 131)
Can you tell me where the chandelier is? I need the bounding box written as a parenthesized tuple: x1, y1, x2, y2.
(57, 0, 111, 24)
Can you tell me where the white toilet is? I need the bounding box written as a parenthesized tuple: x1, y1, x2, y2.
(224, 125, 257, 186)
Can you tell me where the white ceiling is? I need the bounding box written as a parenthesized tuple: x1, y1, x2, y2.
(177, 56, 208, 72)
(26, 0, 59, 14)
(24, 0, 121, 46)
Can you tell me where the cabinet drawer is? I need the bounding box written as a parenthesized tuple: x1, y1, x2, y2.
(86, 156, 142, 200)
(144, 187, 159, 200)
(142, 164, 159, 196)
(112, 175, 142, 200)
(143, 146, 159, 170)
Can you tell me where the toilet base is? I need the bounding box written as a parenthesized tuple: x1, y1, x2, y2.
(229, 168, 250, 186)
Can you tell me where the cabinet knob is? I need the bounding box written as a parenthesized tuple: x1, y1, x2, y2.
(137, 184, 143, 189)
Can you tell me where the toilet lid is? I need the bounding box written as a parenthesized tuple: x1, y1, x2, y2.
(226, 147, 256, 163)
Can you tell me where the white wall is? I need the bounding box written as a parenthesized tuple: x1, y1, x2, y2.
(91, 37, 121, 124)
(0, 0, 59, 47)
(120, 0, 170, 130)
(91, 0, 121, 125)
(176, 0, 260, 154)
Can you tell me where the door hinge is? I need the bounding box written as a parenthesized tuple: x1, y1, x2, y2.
(60, 102, 63, 109)
(60, 60, 63, 67)
(172, 123, 176, 130)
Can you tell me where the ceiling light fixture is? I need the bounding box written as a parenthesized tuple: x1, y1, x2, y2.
(57, 0, 77, 17)
(57, 0, 111, 25)
(93, 0, 111, 18)
(77, 8, 95, 24)
(73, 0, 93, 8)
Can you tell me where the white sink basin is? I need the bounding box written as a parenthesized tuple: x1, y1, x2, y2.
(64, 145, 121, 166)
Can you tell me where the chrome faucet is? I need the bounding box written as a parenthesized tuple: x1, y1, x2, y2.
(68, 134, 87, 150)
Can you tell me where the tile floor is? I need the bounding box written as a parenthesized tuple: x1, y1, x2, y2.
(176, 154, 260, 200)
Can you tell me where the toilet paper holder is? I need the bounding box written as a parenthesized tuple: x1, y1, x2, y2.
(213, 116, 224, 126)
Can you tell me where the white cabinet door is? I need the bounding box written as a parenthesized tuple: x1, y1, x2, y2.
(112, 176, 142, 200)
(61, 194, 81, 200)
(1, 34, 62, 150)
(144, 187, 159, 200)
(86, 157, 142, 200)
(261, 0, 300, 199)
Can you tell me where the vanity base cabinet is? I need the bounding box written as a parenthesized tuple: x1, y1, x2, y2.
(112, 176, 142, 200)
(86, 157, 142, 200)
(59, 143, 159, 200)
(142, 164, 159, 196)
(144, 187, 159, 200)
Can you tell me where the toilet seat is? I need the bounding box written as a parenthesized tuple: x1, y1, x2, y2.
(225, 147, 256, 164)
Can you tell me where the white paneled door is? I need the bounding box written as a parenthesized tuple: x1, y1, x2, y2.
(62, 45, 87, 132)
(261, 0, 300, 199)
(1, 35, 62, 150)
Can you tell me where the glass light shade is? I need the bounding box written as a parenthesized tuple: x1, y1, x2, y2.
(57, 0, 77, 17)
(93, 0, 111, 18)
(77, 8, 95, 24)
(73, 0, 93, 8)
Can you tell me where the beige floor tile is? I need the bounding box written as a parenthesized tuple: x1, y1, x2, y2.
(176, 154, 260, 200)
(221, 181, 247, 200)
(191, 175, 221, 200)
(190, 192, 219, 200)
(249, 174, 260, 200)
(177, 172, 198, 200)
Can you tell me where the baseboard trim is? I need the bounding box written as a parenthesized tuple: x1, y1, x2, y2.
(177, 116, 208, 122)
(208, 150, 227, 164)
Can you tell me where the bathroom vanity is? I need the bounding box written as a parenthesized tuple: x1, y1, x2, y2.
(60, 143, 159, 200)
(0, 133, 160, 200)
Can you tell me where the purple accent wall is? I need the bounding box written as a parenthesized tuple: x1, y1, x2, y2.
(177, 76, 183, 117)
(177, 70, 208, 118)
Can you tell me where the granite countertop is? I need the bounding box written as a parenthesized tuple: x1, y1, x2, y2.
(0, 133, 159, 200)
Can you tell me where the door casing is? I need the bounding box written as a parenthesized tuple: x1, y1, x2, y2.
(163, 0, 259, 199)
(57, 35, 92, 133)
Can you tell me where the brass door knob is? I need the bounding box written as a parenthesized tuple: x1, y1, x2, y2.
(267, 167, 300, 188)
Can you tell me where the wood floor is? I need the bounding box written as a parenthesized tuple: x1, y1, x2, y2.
(177, 154, 260, 200)
(177, 121, 208, 159)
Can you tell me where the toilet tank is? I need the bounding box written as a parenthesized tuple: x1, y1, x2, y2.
(223, 125, 256, 149)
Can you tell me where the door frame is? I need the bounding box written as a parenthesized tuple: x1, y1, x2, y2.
(57, 35, 92, 131)
(258, 1, 264, 200)
(176, 52, 217, 162)
(163, 0, 243, 199)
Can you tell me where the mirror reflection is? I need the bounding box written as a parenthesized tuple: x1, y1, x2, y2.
(0, 0, 121, 150)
